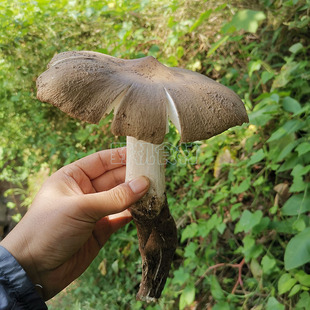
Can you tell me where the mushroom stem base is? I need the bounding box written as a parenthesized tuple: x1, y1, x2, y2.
(130, 194, 177, 302)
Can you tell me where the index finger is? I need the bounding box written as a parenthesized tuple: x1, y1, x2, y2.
(70, 147, 127, 180)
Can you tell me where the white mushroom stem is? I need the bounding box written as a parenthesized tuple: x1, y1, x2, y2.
(126, 136, 166, 214)
(125, 136, 177, 302)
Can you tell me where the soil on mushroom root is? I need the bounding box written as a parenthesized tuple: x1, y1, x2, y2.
(130, 195, 177, 301)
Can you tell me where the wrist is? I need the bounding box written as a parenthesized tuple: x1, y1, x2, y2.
(0, 231, 43, 289)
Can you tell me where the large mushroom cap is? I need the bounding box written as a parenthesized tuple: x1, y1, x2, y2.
(37, 51, 248, 144)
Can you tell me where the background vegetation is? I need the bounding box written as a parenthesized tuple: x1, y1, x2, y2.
(0, 0, 309, 309)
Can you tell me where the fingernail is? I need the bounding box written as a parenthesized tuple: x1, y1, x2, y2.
(129, 176, 149, 194)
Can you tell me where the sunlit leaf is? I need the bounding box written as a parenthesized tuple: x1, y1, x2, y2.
(189, 9, 212, 32)
(179, 285, 195, 310)
(278, 273, 297, 295)
(225, 10, 266, 34)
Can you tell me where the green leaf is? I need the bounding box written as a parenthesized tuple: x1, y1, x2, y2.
(227, 10, 266, 34)
(289, 42, 303, 54)
(210, 275, 225, 301)
(189, 9, 212, 32)
(267, 119, 305, 142)
(6, 201, 16, 209)
(179, 285, 195, 310)
(285, 228, 310, 270)
(282, 193, 310, 215)
(232, 178, 251, 194)
(296, 142, 310, 156)
(275, 140, 299, 162)
(235, 210, 263, 233)
(291, 165, 310, 177)
(282, 96, 302, 113)
(266, 297, 285, 310)
(240, 235, 263, 262)
(272, 61, 300, 89)
(248, 60, 261, 77)
(212, 302, 230, 310)
(262, 255, 277, 275)
(148, 44, 160, 57)
(250, 259, 262, 280)
(247, 149, 265, 166)
(293, 218, 306, 232)
(249, 100, 279, 126)
(288, 284, 301, 297)
(111, 260, 119, 274)
(261, 71, 274, 84)
(294, 270, 310, 287)
(278, 273, 297, 295)
(172, 267, 190, 285)
(296, 292, 310, 308)
(290, 175, 307, 192)
(217, 222, 226, 234)
(207, 35, 229, 57)
(230, 203, 242, 221)
(12, 213, 22, 223)
(184, 242, 198, 259)
(278, 153, 300, 172)
(181, 223, 198, 242)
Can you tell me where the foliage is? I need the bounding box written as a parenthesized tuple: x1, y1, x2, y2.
(1, 0, 310, 309)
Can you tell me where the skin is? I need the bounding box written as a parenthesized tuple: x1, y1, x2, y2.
(0, 147, 149, 301)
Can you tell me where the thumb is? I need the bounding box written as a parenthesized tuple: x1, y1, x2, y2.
(79, 176, 150, 221)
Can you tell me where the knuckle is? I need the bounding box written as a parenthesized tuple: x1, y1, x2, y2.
(109, 186, 129, 206)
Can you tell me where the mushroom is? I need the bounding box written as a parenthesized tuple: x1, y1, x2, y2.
(36, 51, 249, 301)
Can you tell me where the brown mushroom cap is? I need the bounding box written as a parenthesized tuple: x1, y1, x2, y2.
(37, 51, 248, 144)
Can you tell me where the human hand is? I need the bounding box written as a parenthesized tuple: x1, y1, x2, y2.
(0, 147, 149, 300)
